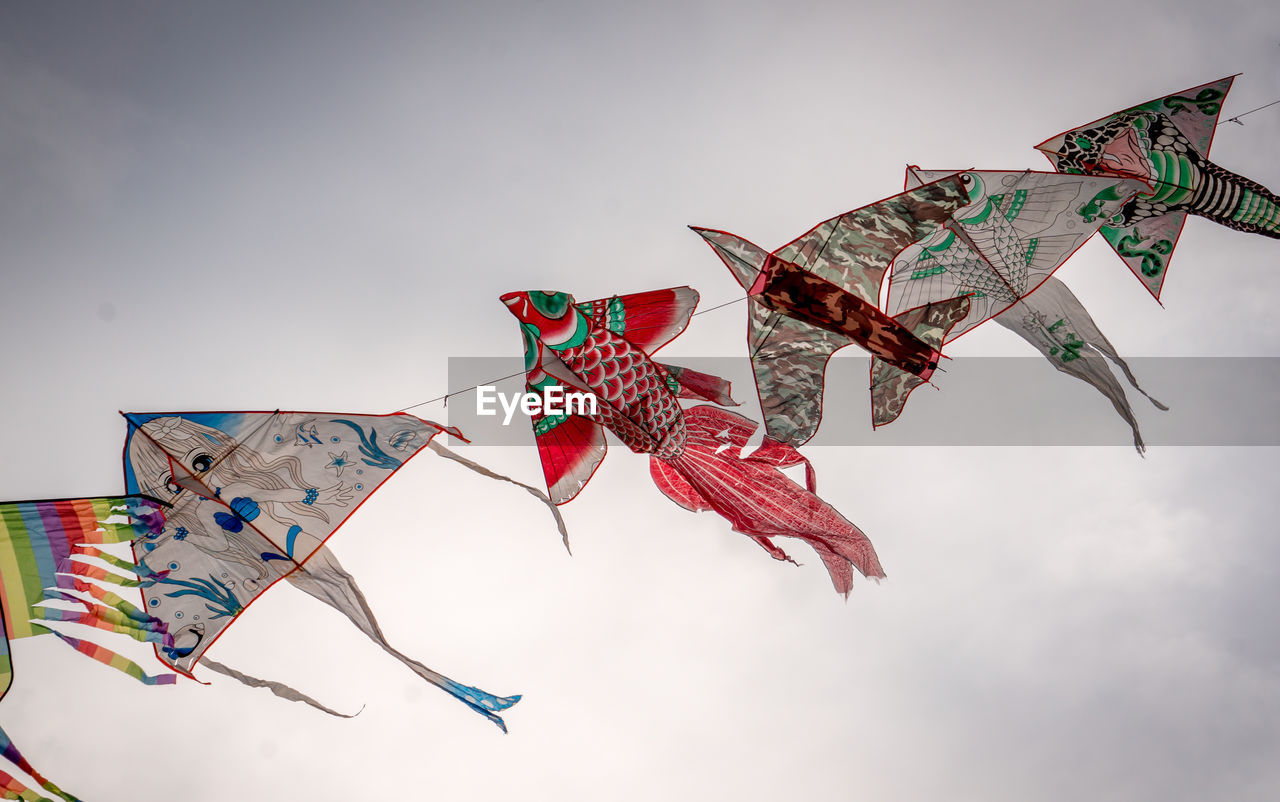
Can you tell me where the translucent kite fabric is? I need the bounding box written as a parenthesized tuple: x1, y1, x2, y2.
(121, 411, 459, 674)
(692, 175, 973, 444)
(1036, 76, 1280, 299)
(994, 276, 1167, 452)
(889, 168, 1148, 339)
(504, 287, 883, 596)
(122, 410, 521, 730)
(0, 413, 559, 797)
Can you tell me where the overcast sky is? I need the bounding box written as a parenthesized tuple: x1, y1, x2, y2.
(1, 2, 1278, 800)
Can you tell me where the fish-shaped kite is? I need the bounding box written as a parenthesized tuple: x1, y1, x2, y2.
(884, 167, 1163, 443)
(691, 175, 975, 444)
(992, 275, 1168, 451)
(501, 286, 883, 596)
(1035, 75, 1280, 299)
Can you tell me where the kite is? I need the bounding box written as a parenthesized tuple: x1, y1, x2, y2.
(0, 495, 168, 802)
(885, 167, 1162, 440)
(118, 411, 520, 729)
(993, 275, 1168, 451)
(1036, 75, 1280, 299)
(0, 411, 559, 800)
(690, 175, 975, 445)
(502, 286, 883, 596)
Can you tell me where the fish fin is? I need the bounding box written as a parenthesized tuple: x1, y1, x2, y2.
(690, 227, 769, 291)
(670, 405, 885, 594)
(656, 363, 738, 406)
(650, 456, 714, 513)
(870, 295, 970, 427)
(534, 413, 607, 505)
(575, 286, 699, 355)
(1099, 212, 1187, 302)
(746, 301, 848, 446)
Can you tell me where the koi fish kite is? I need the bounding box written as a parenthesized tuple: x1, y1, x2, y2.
(0, 411, 556, 800)
(885, 167, 1163, 443)
(691, 175, 974, 444)
(502, 286, 883, 596)
(1036, 75, 1280, 299)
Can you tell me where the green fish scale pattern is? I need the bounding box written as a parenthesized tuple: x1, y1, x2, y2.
(942, 221, 1024, 302)
(559, 327, 686, 459)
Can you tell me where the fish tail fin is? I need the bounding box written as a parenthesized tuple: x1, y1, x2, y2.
(689, 227, 769, 291)
(660, 405, 883, 596)
(871, 295, 971, 427)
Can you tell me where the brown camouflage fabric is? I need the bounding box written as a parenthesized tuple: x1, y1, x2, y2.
(690, 226, 770, 290)
(870, 296, 971, 427)
(776, 176, 970, 304)
(746, 301, 847, 446)
(755, 255, 943, 376)
(696, 177, 971, 446)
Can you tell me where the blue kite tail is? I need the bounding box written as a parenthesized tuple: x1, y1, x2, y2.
(440, 679, 522, 733)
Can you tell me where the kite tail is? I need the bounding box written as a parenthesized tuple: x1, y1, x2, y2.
(283, 547, 521, 732)
(0, 725, 81, 802)
(653, 405, 883, 597)
(199, 658, 362, 719)
(0, 769, 44, 802)
(995, 277, 1167, 454)
(29, 607, 169, 646)
(31, 625, 177, 687)
(427, 440, 572, 553)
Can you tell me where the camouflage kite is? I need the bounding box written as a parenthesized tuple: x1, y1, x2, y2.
(691, 175, 974, 444)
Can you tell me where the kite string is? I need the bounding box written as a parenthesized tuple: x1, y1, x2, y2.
(395, 295, 748, 412)
(1219, 97, 1280, 126)
(401, 91, 1280, 416)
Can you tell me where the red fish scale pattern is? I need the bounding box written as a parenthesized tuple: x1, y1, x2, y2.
(559, 326, 687, 459)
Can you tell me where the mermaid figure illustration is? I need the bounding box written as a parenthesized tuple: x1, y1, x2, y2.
(124, 411, 521, 730)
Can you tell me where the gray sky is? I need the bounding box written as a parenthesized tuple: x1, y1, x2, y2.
(1, 1, 1277, 800)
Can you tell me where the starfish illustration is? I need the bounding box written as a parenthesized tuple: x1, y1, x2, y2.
(326, 450, 352, 476)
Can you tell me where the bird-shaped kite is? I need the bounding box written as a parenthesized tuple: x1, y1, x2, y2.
(502, 287, 883, 596)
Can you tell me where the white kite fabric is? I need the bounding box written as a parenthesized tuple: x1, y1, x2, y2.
(887, 168, 1149, 339)
(881, 169, 1167, 448)
(121, 410, 534, 731)
(993, 276, 1168, 452)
